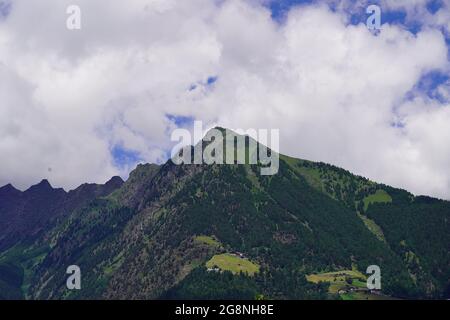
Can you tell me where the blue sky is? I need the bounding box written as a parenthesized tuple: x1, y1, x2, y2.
(112, 145, 142, 169)
(265, 0, 446, 31)
(266, 0, 314, 20)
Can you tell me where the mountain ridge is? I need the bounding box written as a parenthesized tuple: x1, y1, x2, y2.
(0, 176, 125, 252)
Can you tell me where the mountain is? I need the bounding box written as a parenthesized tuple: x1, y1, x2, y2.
(0, 177, 124, 252)
(0, 128, 448, 300)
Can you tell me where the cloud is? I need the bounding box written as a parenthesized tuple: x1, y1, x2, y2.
(0, 0, 449, 199)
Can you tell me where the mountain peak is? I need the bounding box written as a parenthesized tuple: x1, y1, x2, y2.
(128, 163, 160, 180)
(25, 179, 54, 193)
(0, 183, 16, 190)
(0, 183, 20, 195)
(37, 179, 52, 187)
(105, 176, 125, 187)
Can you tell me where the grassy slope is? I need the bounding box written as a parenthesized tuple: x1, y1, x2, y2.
(206, 253, 260, 276)
(357, 213, 386, 242)
(281, 155, 389, 241)
(0, 244, 50, 299)
(194, 235, 222, 248)
(363, 190, 392, 211)
(306, 270, 367, 293)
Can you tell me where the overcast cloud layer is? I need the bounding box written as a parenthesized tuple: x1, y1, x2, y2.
(0, 0, 449, 199)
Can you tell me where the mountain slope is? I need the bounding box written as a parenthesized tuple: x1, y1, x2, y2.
(0, 128, 449, 300)
(0, 177, 124, 299)
(0, 177, 124, 252)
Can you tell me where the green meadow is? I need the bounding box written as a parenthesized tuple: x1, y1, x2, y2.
(206, 254, 259, 276)
(194, 235, 222, 248)
(363, 189, 392, 211)
(307, 269, 367, 293)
